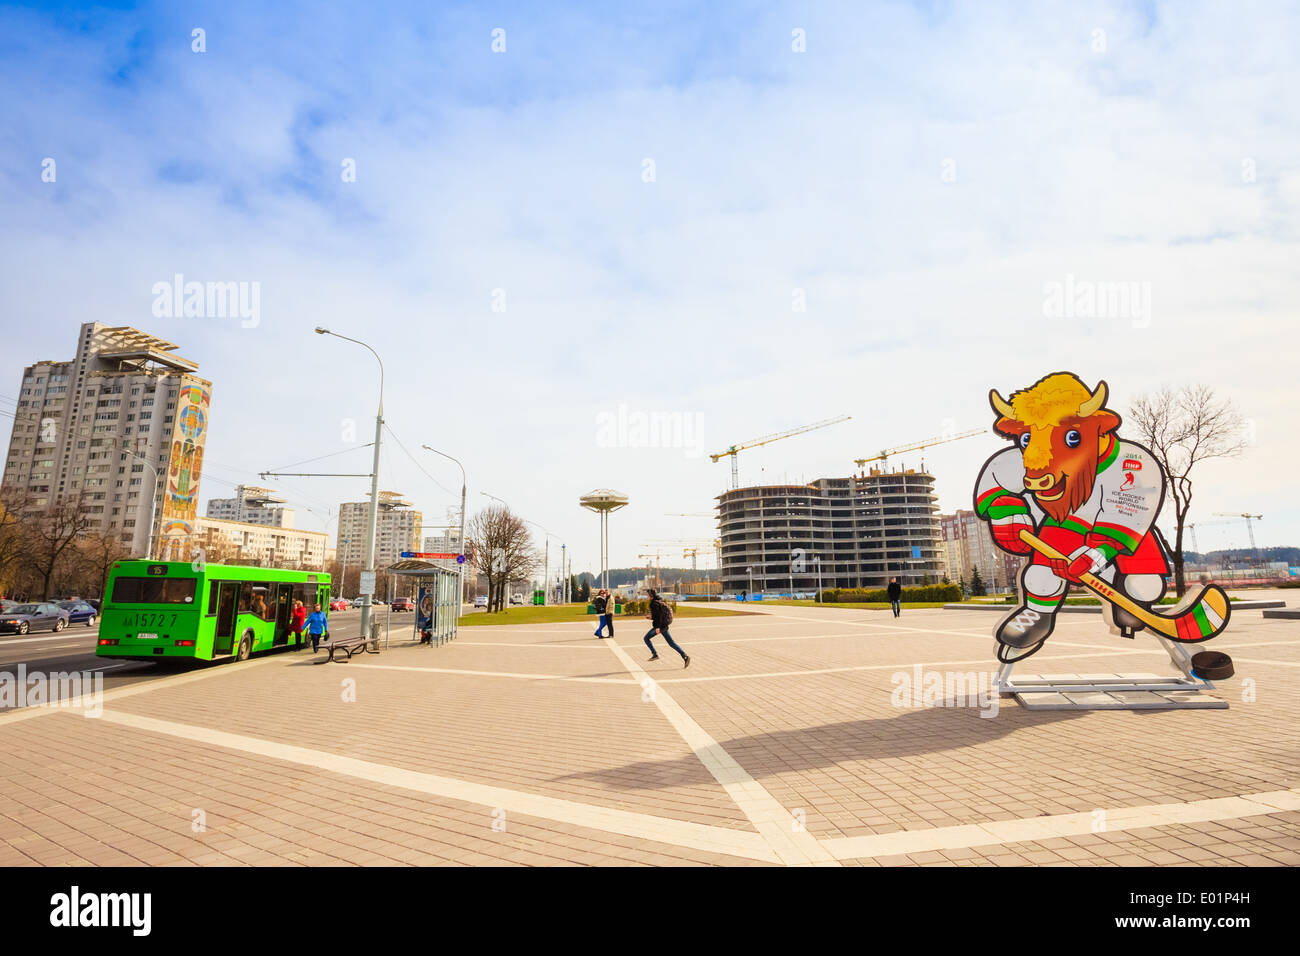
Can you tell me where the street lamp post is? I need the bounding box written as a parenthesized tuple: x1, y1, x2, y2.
(422, 445, 467, 609)
(119, 441, 160, 560)
(522, 519, 553, 606)
(315, 328, 384, 641)
(340, 537, 348, 597)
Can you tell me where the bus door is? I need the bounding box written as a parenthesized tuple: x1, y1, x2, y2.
(214, 583, 239, 655)
(273, 584, 293, 646)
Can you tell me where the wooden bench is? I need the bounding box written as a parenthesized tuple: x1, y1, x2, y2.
(316, 633, 380, 663)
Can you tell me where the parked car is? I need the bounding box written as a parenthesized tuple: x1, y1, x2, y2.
(56, 600, 98, 627)
(509, 593, 524, 605)
(473, 595, 488, 609)
(391, 597, 415, 612)
(329, 598, 349, 611)
(0, 602, 71, 635)
(350, 597, 367, 608)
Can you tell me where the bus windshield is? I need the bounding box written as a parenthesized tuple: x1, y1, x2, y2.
(110, 576, 197, 605)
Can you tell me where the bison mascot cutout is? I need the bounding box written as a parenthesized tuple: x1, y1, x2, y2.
(975, 372, 1231, 665)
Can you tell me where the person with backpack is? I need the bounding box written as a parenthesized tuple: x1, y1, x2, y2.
(643, 588, 689, 668)
(887, 577, 903, 618)
(593, 590, 609, 638)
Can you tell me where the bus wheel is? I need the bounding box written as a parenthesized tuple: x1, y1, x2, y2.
(236, 633, 253, 662)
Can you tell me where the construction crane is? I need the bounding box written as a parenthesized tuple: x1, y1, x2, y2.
(637, 551, 663, 590)
(1213, 513, 1263, 561)
(1186, 518, 1237, 554)
(711, 415, 851, 490)
(854, 428, 985, 468)
(682, 547, 699, 570)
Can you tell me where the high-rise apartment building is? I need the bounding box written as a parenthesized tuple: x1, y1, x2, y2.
(422, 528, 464, 574)
(1, 323, 212, 560)
(938, 509, 1023, 592)
(717, 467, 945, 592)
(336, 490, 422, 570)
(206, 484, 295, 527)
(192, 516, 327, 569)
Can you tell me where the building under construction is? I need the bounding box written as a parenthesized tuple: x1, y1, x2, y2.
(717, 466, 944, 593)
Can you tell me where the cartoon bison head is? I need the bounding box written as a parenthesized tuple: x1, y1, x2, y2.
(990, 373, 1121, 523)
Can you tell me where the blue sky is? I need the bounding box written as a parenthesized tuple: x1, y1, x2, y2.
(2, 0, 1298, 568)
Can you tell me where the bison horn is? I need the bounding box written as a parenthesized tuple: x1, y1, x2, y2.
(1078, 381, 1108, 417)
(989, 389, 1015, 418)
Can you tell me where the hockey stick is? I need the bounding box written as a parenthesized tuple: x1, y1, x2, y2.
(1018, 528, 1230, 642)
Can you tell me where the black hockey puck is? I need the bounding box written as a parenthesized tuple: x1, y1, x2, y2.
(1191, 650, 1234, 680)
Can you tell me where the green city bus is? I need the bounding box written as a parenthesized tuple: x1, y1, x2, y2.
(96, 560, 332, 662)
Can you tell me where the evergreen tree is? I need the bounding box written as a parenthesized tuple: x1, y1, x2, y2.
(969, 567, 987, 597)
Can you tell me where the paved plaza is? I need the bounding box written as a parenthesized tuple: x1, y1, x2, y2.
(1, 602, 1297, 867)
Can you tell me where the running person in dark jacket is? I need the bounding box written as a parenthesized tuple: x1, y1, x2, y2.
(643, 589, 689, 667)
(887, 577, 902, 617)
(593, 591, 608, 637)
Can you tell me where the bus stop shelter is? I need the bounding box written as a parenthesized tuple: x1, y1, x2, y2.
(386, 559, 461, 647)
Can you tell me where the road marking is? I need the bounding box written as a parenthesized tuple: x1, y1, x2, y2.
(778, 613, 994, 640)
(347, 662, 636, 683)
(90, 708, 778, 864)
(600, 637, 839, 866)
(453, 641, 611, 650)
(824, 788, 1300, 861)
(0, 632, 98, 646)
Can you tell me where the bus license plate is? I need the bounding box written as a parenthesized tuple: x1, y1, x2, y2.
(137, 632, 158, 640)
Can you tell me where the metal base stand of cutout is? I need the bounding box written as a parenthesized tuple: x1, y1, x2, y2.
(993, 635, 1228, 710)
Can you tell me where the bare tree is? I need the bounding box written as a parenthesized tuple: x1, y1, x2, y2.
(466, 505, 540, 612)
(1128, 384, 1247, 596)
(21, 495, 94, 600)
(82, 531, 134, 599)
(0, 497, 26, 598)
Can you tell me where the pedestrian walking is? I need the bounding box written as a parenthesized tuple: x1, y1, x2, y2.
(887, 576, 902, 618)
(643, 588, 689, 668)
(602, 590, 615, 638)
(305, 603, 329, 653)
(592, 590, 608, 637)
(290, 599, 307, 650)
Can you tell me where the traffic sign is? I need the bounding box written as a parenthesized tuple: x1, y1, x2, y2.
(359, 571, 376, 595)
(456, 554, 466, 564)
(401, 551, 460, 559)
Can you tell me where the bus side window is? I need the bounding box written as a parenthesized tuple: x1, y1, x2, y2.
(207, 581, 219, 616)
(259, 584, 276, 622)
